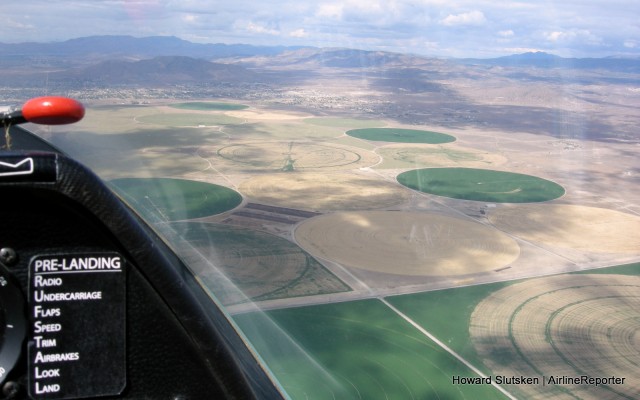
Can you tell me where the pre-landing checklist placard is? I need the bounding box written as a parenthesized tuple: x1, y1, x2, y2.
(28, 253, 126, 399)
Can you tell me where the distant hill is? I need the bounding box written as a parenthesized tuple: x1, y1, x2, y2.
(458, 51, 640, 73)
(286, 48, 413, 68)
(0, 35, 306, 64)
(2, 36, 636, 73)
(0, 56, 263, 87)
(235, 47, 436, 69)
(53, 56, 263, 85)
(1, 36, 637, 90)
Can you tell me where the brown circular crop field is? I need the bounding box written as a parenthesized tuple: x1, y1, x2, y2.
(217, 141, 379, 171)
(169, 222, 349, 305)
(295, 211, 520, 276)
(489, 204, 640, 253)
(239, 172, 411, 211)
(471, 274, 640, 399)
(375, 143, 508, 169)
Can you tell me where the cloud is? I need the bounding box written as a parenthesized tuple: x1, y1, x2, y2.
(440, 10, 486, 26)
(181, 14, 197, 23)
(316, 3, 344, 19)
(122, 0, 166, 21)
(289, 28, 308, 38)
(1, 0, 639, 58)
(545, 31, 567, 42)
(313, 0, 430, 28)
(245, 22, 280, 36)
(544, 29, 602, 46)
(4, 18, 36, 30)
(502, 47, 546, 54)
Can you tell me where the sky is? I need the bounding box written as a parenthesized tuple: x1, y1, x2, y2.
(2, 0, 639, 58)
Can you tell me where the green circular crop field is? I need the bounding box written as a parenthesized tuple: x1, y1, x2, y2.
(109, 178, 242, 221)
(169, 102, 249, 111)
(347, 128, 455, 144)
(397, 167, 565, 203)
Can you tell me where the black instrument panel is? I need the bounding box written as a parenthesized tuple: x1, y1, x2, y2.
(0, 261, 26, 391)
(0, 126, 283, 400)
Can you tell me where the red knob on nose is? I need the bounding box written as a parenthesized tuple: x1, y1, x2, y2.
(21, 96, 85, 125)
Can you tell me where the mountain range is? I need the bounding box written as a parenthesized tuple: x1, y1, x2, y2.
(2, 35, 638, 68)
(0, 35, 302, 62)
(458, 51, 640, 73)
(57, 56, 262, 85)
(0, 36, 638, 88)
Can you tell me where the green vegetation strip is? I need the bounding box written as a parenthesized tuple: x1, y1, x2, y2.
(347, 128, 456, 143)
(386, 281, 514, 374)
(169, 102, 249, 111)
(397, 167, 565, 202)
(234, 300, 507, 400)
(386, 262, 640, 380)
(110, 178, 242, 221)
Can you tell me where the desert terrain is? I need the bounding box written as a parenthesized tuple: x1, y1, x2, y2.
(35, 63, 640, 299)
(18, 50, 640, 399)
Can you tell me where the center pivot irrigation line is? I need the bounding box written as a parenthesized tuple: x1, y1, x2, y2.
(379, 298, 518, 400)
(196, 146, 238, 190)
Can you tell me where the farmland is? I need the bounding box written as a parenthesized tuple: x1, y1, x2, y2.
(39, 55, 640, 399)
